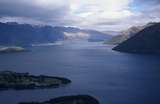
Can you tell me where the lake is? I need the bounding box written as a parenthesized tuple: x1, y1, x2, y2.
(0, 40, 160, 104)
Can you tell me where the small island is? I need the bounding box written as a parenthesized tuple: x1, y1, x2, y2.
(0, 71, 71, 90)
(19, 95, 99, 104)
(0, 46, 26, 53)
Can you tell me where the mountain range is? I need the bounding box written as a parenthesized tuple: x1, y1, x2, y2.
(0, 22, 111, 46)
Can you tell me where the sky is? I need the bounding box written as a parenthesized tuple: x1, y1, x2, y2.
(0, 0, 160, 31)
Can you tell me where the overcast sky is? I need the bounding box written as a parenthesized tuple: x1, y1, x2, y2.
(0, 0, 160, 31)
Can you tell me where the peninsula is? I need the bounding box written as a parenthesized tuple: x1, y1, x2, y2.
(19, 95, 99, 104)
(0, 71, 71, 90)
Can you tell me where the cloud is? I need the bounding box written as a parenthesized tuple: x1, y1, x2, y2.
(89, 0, 160, 31)
(124, 1, 160, 26)
(0, 0, 69, 18)
(134, 0, 160, 4)
(0, 0, 70, 26)
(66, 0, 136, 30)
(64, 32, 89, 39)
(0, 0, 160, 31)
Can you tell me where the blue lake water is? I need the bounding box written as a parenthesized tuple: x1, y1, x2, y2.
(0, 40, 160, 104)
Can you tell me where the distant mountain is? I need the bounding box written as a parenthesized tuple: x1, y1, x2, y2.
(104, 34, 131, 45)
(113, 22, 160, 53)
(105, 23, 156, 45)
(61, 27, 112, 41)
(103, 31, 120, 36)
(105, 26, 144, 45)
(84, 30, 112, 42)
(0, 22, 65, 46)
(0, 22, 111, 46)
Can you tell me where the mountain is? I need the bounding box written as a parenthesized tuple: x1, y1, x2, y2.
(61, 27, 112, 41)
(0, 22, 65, 46)
(105, 26, 144, 45)
(105, 23, 157, 45)
(84, 30, 112, 42)
(113, 23, 160, 53)
(104, 34, 130, 45)
(103, 31, 120, 36)
(0, 22, 111, 46)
